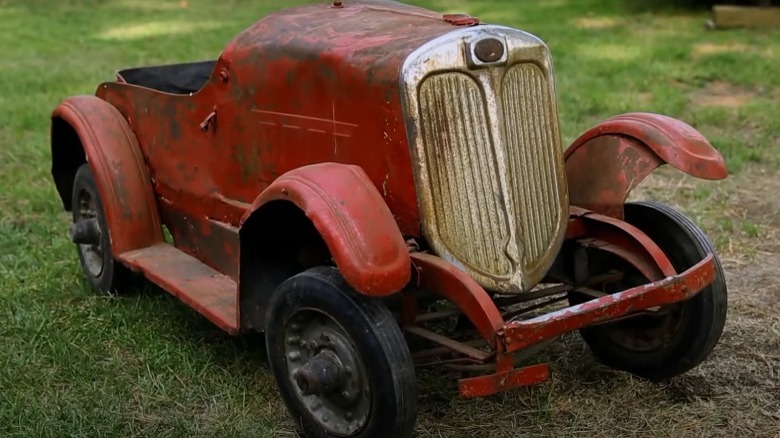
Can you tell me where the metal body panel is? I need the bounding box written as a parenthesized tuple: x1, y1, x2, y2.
(401, 26, 569, 293)
(216, 0, 460, 236)
(565, 112, 728, 218)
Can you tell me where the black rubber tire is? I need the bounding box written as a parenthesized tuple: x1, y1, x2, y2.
(265, 266, 417, 438)
(71, 163, 129, 294)
(577, 201, 727, 381)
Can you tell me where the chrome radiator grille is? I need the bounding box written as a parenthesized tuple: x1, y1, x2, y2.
(414, 63, 566, 290)
(402, 26, 568, 292)
(502, 64, 562, 271)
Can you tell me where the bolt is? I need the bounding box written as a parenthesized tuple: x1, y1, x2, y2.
(345, 411, 353, 421)
(311, 400, 322, 411)
(299, 339, 308, 349)
(290, 322, 301, 331)
(309, 340, 318, 350)
(344, 366, 352, 376)
(288, 351, 301, 361)
(341, 390, 351, 399)
(322, 414, 330, 423)
(287, 336, 300, 345)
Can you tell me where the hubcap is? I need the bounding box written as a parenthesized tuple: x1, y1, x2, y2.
(74, 188, 104, 278)
(284, 310, 370, 435)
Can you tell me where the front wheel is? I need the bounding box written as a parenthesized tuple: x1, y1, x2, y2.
(265, 267, 417, 438)
(574, 201, 728, 380)
(70, 163, 130, 294)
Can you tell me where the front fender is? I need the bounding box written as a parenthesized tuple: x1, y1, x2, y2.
(241, 163, 411, 296)
(564, 112, 727, 218)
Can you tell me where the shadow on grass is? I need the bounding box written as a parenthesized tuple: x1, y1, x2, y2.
(114, 279, 271, 369)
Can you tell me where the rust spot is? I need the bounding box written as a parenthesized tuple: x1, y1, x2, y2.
(219, 68, 230, 83)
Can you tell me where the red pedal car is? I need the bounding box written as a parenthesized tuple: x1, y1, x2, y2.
(51, 1, 728, 436)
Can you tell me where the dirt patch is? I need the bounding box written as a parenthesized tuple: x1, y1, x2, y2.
(415, 165, 780, 438)
(573, 16, 622, 30)
(690, 81, 758, 109)
(692, 42, 753, 58)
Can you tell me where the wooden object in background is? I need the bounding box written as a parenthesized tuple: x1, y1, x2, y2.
(709, 5, 780, 28)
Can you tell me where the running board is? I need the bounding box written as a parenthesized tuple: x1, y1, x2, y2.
(118, 244, 239, 334)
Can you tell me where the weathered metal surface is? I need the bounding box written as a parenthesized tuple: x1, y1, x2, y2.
(94, 1, 462, 259)
(568, 206, 677, 281)
(118, 243, 239, 334)
(458, 363, 549, 398)
(51, 96, 163, 255)
(502, 254, 716, 353)
(565, 112, 727, 218)
(216, 0, 461, 236)
(401, 26, 568, 293)
(409, 252, 504, 346)
(90, 1, 475, 303)
(242, 163, 411, 296)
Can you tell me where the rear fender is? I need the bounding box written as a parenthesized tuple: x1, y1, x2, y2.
(564, 113, 727, 218)
(240, 163, 411, 297)
(51, 96, 163, 255)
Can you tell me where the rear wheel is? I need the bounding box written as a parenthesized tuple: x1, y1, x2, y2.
(574, 201, 727, 380)
(265, 266, 417, 438)
(70, 164, 129, 294)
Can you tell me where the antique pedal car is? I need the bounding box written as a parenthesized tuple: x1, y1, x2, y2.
(50, 1, 728, 436)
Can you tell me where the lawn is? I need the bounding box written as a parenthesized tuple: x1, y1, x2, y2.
(1, 0, 778, 436)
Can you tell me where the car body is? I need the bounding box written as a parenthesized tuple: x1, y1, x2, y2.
(51, 1, 729, 436)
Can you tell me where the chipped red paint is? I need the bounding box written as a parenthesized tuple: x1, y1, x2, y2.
(51, 96, 163, 255)
(409, 252, 504, 346)
(459, 363, 549, 398)
(216, 0, 461, 236)
(502, 254, 716, 353)
(242, 163, 411, 296)
(565, 112, 727, 218)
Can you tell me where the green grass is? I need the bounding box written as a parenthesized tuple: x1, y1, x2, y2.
(1, 0, 778, 436)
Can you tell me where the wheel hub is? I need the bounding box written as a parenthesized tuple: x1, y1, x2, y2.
(284, 311, 370, 435)
(74, 188, 104, 277)
(293, 350, 344, 396)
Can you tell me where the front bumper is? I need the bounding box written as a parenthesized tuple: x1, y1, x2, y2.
(456, 254, 716, 398)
